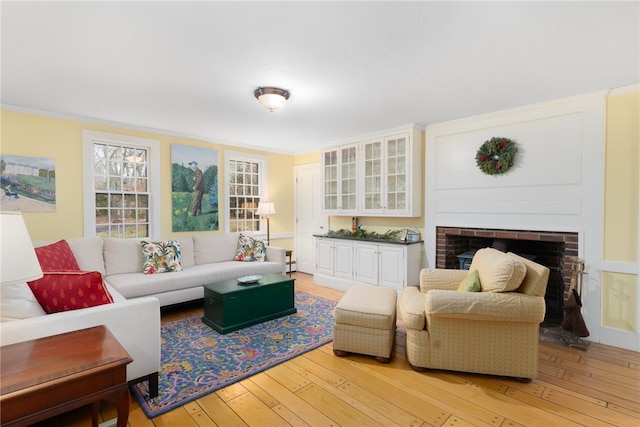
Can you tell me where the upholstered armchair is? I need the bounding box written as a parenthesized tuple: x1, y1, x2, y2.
(399, 248, 549, 381)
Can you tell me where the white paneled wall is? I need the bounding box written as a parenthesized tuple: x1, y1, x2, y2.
(425, 90, 607, 344)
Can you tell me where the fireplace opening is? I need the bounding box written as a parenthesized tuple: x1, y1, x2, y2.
(436, 227, 579, 326)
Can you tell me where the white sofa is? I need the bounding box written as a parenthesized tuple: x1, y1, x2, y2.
(0, 233, 287, 398)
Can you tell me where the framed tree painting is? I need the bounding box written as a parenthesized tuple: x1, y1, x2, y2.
(0, 155, 56, 212)
(171, 145, 218, 232)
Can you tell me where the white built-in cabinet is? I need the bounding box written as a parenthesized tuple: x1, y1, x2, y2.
(321, 127, 422, 217)
(314, 237, 421, 292)
(321, 143, 358, 215)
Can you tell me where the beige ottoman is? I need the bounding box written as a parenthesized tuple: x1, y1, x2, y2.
(333, 284, 397, 363)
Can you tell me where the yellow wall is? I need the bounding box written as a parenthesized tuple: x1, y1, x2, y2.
(604, 91, 639, 262)
(293, 152, 320, 165)
(0, 109, 295, 241)
(602, 90, 639, 332)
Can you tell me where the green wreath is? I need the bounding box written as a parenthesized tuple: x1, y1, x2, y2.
(475, 137, 517, 175)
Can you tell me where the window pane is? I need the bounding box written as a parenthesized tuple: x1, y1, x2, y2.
(137, 224, 149, 238)
(227, 158, 263, 233)
(109, 177, 122, 191)
(93, 142, 151, 238)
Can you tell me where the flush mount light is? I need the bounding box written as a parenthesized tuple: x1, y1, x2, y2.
(254, 87, 290, 112)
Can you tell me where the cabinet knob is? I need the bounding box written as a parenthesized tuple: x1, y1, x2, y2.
(209, 297, 216, 304)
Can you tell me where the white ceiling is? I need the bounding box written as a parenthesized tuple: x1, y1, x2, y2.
(2, 1, 638, 155)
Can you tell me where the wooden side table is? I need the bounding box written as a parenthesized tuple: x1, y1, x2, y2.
(1, 325, 133, 427)
(285, 249, 294, 276)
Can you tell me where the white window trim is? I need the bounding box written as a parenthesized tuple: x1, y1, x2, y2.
(224, 150, 269, 235)
(82, 130, 161, 239)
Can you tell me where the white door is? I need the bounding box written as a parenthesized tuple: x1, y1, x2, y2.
(355, 242, 379, 285)
(295, 163, 328, 274)
(315, 238, 334, 276)
(334, 240, 354, 279)
(379, 245, 405, 290)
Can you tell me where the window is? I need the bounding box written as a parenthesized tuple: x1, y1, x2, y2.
(82, 130, 160, 238)
(225, 152, 269, 233)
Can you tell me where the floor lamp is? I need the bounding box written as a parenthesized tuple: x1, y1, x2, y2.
(256, 202, 276, 245)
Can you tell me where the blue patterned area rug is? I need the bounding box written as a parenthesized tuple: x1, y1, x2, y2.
(131, 291, 337, 418)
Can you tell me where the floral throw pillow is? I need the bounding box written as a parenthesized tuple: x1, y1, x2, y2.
(141, 240, 182, 274)
(234, 234, 266, 262)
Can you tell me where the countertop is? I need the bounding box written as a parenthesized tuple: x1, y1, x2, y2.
(313, 234, 423, 245)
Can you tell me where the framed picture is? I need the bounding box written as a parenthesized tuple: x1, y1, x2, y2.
(171, 145, 218, 232)
(0, 155, 56, 212)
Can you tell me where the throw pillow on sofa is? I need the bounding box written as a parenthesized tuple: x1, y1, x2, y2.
(469, 247, 527, 292)
(457, 269, 482, 292)
(34, 239, 81, 272)
(27, 271, 114, 314)
(234, 234, 266, 262)
(1, 282, 47, 321)
(141, 240, 182, 274)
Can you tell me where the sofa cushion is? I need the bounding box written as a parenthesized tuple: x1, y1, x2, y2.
(178, 237, 195, 268)
(234, 234, 266, 262)
(65, 237, 106, 275)
(27, 271, 114, 314)
(34, 240, 81, 272)
(194, 234, 239, 265)
(106, 260, 283, 299)
(141, 240, 182, 274)
(510, 252, 550, 297)
(0, 282, 46, 322)
(103, 238, 144, 276)
(469, 248, 527, 293)
(458, 269, 482, 292)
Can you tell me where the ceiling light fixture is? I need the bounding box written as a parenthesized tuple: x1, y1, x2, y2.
(254, 87, 290, 112)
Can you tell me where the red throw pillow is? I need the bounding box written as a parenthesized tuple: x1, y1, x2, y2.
(34, 240, 81, 272)
(27, 271, 114, 314)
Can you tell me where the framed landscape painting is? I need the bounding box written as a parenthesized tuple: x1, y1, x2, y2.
(0, 155, 56, 212)
(171, 144, 219, 232)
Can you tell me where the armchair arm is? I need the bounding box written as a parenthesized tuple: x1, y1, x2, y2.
(425, 289, 546, 323)
(420, 268, 468, 292)
(266, 245, 286, 275)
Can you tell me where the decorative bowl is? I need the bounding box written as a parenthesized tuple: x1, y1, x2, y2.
(237, 275, 261, 284)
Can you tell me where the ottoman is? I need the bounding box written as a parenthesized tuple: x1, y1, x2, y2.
(333, 284, 398, 363)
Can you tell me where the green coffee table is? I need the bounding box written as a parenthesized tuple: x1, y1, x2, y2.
(202, 274, 296, 334)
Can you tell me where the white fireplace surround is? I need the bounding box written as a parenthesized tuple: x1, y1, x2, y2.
(424, 91, 619, 347)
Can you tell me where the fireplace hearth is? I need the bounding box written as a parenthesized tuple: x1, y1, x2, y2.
(436, 227, 579, 325)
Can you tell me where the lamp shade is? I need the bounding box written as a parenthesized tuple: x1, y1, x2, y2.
(0, 211, 43, 285)
(255, 202, 276, 216)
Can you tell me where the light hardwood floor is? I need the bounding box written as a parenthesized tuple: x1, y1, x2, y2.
(37, 273, 639, 427)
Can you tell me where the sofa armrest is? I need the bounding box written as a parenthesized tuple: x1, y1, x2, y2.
(266, 245, 287, 275)
(425, 289, 546, 323)
(0, 296, 161, 383)
(419, 268, 468, 292)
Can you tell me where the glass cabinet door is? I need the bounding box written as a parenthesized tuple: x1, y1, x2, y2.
(362, 140, 383, 211)
(322, 144, 358, 214)
(340, 145, 358, 211)
(385, 135, 407, 211)
(323, 149, 338, 211)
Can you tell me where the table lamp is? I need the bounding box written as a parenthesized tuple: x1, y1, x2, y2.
(255, 202, 276, 246)
(0, 211, 43, 285)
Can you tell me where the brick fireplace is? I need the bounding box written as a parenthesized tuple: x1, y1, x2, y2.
(436, 226, 579, 324)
